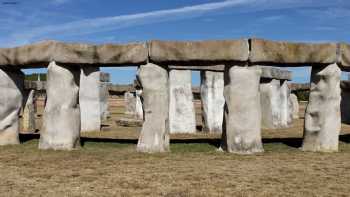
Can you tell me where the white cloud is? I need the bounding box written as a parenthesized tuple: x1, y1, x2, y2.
(9, 0, 256, 44)
(51, 0, 71, 5)
(1, 0, 348, 47)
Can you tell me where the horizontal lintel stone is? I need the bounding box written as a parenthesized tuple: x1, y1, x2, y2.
(340, 43, 350, 68)
(149, 39, 249, 64)
(0, 40, 148, 68)
(249, 38, 338, 65)
(169, 65, 292, 80)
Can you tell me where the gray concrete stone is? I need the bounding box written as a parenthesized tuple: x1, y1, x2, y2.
(200, 71, 225, 133)
(100, 82, 110, 121)
(149, 39, 249, 64)
(220, 66, 263, 154)
(290, 93, 299, 119)
(136, 63, 170, 153)
(135, 90, 143, 120)
(39, 61, 80, 150)
(0, 40, 148, 68)
(169, 65, 292, 80)
(22, 89, 36, 132)
(80, 66, 101, 132)
(0, 69, 23, 145)
(250, 38, 338, 64)
(124, 92, 136, 115)
(280, 80, 293, 128)
(260, 79, 282, 129)
(302, 63, 341, 152)
(340, 43, 350, 67)
(169, 70, 196, 134)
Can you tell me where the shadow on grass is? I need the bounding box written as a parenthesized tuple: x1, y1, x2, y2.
(19, 133, 305, 150)
(80, 137, 137, 147)
(22, 132, 350, 151)
(19, 133, 40, 143)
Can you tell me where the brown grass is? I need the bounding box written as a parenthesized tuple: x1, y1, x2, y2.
(4, 99, 350, 196)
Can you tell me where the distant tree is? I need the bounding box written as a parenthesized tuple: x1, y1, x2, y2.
(294, 90, 309, 101)
(25, 73, 47, 81)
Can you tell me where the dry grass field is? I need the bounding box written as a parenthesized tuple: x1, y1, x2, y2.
(2, 99, 350, 196)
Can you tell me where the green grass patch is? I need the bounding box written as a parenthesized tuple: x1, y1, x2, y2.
(171, 143, 217, 153)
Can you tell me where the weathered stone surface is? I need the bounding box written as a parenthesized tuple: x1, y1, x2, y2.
(0, 40, 148, 68)
(302, 63, 341, 152)
(124, 92, 136, 115)
(220, 66, 263, 154)
(24, 80, 46, 90)
(22, 89, 36, 132)
(169, 70, 196, 134)
(100, 82, 110, 121)
(258, 66, 292, 80)
(135, 90, 143, 120)
(200, 71, 225, 133)
(96, 43, 148, 65)
(100, 72, 110, 82)
(280, 80, 292, 128)
(149, 40, 249, 64)
(290, 93, 299, 119)
(80, 67, 101, 132)
(260, 79, 282, 129)
(169, 65, 292, 80)
(250, 38, 338, 64)
(136, 63, 170, 153)
(340, 43, 350, 67)
(39, 61, 80, 150)
(116, 118, 143, 127)
(0, 69, 23, 145)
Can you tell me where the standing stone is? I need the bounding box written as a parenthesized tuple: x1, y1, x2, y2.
(80, 67, 101, 132)
(22, 89, 36, 132)
(169, 70, 196, 134)
(289, 93, 299, 119)
(136, 63, 169, 153)
(280, 80, 292, 128)
(302, 63, 341, 152)
(135, 89, 143, 120)
(39, 61, 80, 150)
(100, 82, 109, 121)
(200, 71, 225, 133)
(0, 69, 23, 145)
(220, 66, 263, 154)
(124, 92, 136, 115)
(260, 79, 282, 129)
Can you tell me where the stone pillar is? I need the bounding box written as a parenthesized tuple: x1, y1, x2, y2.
(280, 80, 292, 128)
(169, 69, 196, 134)
(136, 63, 169, 153)
(100, 81, 109, 121)
(135, 89, 143, 120)
(124, 92, 136, 115)
(220, 66, 263, 154)
(39, 61, 80, 150)
(0, 69, 23, 145)
(260, 79, 282, 129)
(80, 66, 101, 132)
(22, 89, 36, 132)
(200, 71, 225, 133)
(289, 93, 299, 119)
(302, 63, 341, 152)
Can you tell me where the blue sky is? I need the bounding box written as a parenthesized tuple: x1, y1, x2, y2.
(1, 0, 349, 84)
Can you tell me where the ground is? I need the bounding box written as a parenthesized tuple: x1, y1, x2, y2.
(1, 99, 350, 196)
